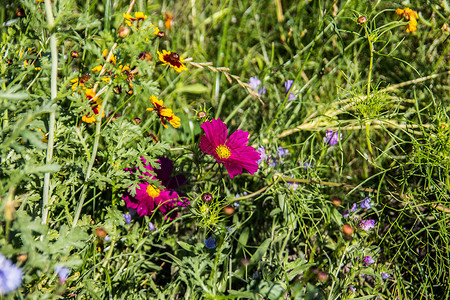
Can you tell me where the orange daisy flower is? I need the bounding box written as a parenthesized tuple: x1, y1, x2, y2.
(395, 8, 418, 33)
(157, 50, 187, 73)
(82, 89, 105, 123)
(146, 95, 181, 128)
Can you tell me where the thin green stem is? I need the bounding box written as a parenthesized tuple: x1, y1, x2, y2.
(72, 89, 111, 228)
(42, 0, 57, 225)
(364, 25, 375, 156)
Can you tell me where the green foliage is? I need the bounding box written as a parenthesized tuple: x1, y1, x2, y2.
(1, 0, 450, 299)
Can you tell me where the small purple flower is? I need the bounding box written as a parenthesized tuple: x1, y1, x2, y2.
(287, 176, 298, 191)
(350, 203, 358, 212)
(349, 286, 356, 293)
(104, 236, 111, 242)
(285, 80, 296, 100)
(360, 197, 372, 209)
(54, 265, 69, 283)
(381, 272, 390, 279)
(249, 77, 261, 90)
(278, 147, 289, 158)
(123, 213, 131, 225)
(258, 86, 266, 95)
(303, 162, 312, 170)
(323, 130, 342, 146)
(363, 256, 375, 264)
(148, 222, 156, 231)
(205, 237, 216, 249)
(358, 219, 376, 231)
(256, 146, 266, 164)
(342, 210, 349, 218)
(0, 254, 22, 295)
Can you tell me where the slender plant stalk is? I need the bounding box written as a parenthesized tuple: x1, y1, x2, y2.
(42, 0, 57, 225)
(364, 25, 374, 156)
(72, 89, 111, 228)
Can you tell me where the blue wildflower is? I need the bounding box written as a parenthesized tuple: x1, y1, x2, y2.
(381, 272, 390, 279)
(0, 253, 22, 295)
(54, 265, 70, 283)
(249, 76, 261, 90)
(323, 130, 342, 146)
(277, 147, 289, 158)
(285, 80, 295, 100)
(358, 219, 376, 231)
(256, 146, 266, 164)
(205, 237, 216, 249)
(258, 86, 266, 95)
(148, 222, 156, 231)
(123, 213, 131, 225)
(350, 203, 358, 212)
(360, 197, 372, 209)
(303, 162, 312, 170)
(363, 256, 375, 264)
(342, 210, 349, 218)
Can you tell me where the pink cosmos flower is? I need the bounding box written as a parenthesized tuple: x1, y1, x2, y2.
(122, 157, 188, 219)
(199, 118, 260, 178)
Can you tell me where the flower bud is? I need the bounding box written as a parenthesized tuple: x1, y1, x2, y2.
(16, 8, 26, 18)
(223, 205, 235, 215)
(357, 16, 367, 24)
(118, 25, 130, 38)
(202, 192, 213, 202)
(197, 111, 207, 119)
(71, 51, 79, 58)
(342, 224, 354, 236)
(332, 198, 342, 206)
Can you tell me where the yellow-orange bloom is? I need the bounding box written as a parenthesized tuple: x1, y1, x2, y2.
(102, 49, 117, 64)
(146, 95, 181, 128)
(157, 50, 187, 73)
(123, 12, 147, 28)
(396, 8, 418, 33)
(82, 89, 105, 123)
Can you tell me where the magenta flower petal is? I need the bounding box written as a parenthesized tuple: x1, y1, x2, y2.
(199, 118, 260, 178)
(122, 157, 188, 218)
(200, 118, 228, 151)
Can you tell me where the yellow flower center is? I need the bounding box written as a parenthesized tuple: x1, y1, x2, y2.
(146, 185, 161, 198)
(216, 145, 231, 159)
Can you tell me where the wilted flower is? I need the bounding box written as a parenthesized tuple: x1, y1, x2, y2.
(54, 265, 69, 283)
(381, 272, 390, 279)
(323, 130, 342, 146)
(205, 237, 216, 249)
(363, 256, 375, 264)
(146, 95, 181, 128)
(157, 50, 188, 72)
(395, 8, 418, 33)
(360, 197, 372, 209)
(122, 157, 188, 219)
(0, 253, 22, 295)
(358, 219, 376, 231)
(285, 80, 296, 100)
(199, 118, 260, 178)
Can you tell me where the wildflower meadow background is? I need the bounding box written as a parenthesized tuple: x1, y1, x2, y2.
(1, 0, 450, 298)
